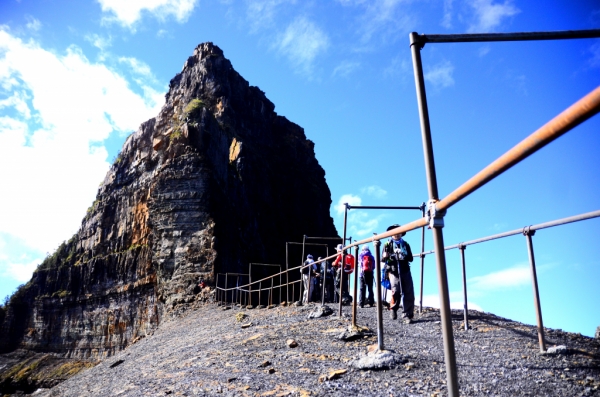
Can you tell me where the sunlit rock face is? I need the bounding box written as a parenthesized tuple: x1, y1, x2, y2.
(0, 42, 337, 359)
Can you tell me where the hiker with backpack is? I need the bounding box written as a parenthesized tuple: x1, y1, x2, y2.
(358, 246, 376, 308)
(382, 224, 415, 323)
(332, 244, 354, 305)
(319, 257, 335, 303)
(301, 254, 317, 304)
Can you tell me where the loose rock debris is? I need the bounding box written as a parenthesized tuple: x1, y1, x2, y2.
(32, 303, 600, 397)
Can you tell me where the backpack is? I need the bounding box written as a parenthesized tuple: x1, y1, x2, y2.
(361, 255, 374, 273)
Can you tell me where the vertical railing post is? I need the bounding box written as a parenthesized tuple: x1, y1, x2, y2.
(321, 257, 327, 306)
(216, 274, 220, 305)
(374, 240, 384, 351)
(352, 245, 359, 327)
(225, 273, 229, 305)
(410, 31, 459, 397)
(286, 243, 290, 304)
(419, 203, 426, 313)
(459, 244, 469, 331)
(524, 227, 546, 353)
(339, 204, 349, 317)
(270, 277, 274, 307)
(300, 235, 306, 304)
(259, 281, 262, 307)
(249, 270, 252, 307)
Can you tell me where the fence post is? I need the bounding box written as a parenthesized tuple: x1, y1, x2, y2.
(459, 244, 469, 331)
(419, 203, 426, 313)
(352, 244, 359, 327)
(339, 204, 349, 317)
(374, 240, 384, 351)
(524, 228, 547, 353)
(410, 31, 459, 397)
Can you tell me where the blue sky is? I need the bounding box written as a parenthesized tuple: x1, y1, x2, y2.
(1, 0, 599, 337)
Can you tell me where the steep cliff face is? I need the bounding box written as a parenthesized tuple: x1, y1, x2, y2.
(0, 43, 338, 359)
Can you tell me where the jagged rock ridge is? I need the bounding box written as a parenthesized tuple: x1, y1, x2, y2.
(0, 42, 338, 360)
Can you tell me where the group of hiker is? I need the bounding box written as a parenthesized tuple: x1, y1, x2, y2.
(301, 224, 415, 324)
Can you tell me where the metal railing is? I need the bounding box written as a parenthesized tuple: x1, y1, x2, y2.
(212, 29, 600, 397)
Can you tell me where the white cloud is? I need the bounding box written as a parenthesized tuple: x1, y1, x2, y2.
(0, 28, 164, 283)
(467, 0, 520, 33)
(85, 33, 112, 52)
(478, 45, 490, 57)
(97, 0, 199, 29)
(421, 294, 484, 312)
(274, 17, 330, 75)
(347, 211, 385, 237)
(383, 54, 410, 80)
(468, 263, 531, 291)
(245, 0, 295, 33)
(425, 60, 454, 89)
(119, 57, 153, 78)
(589, 41, 600, 69)
(336, 194, 361, 215)
(25, 17, 42, 32)
(332, 60, 360, 78)
(441, 0, 453, 29)
(338, 0, 414, 45)
(3, 259, 39, 283)
(361, 185, 387, 199)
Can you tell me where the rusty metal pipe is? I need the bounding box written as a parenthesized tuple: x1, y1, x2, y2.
(419, 203, 426, 313)
(374, 240, 384, 351)
(339, 204, 349, 316)
(459, 245, 469, 331)
(301, 235, 306, 305)
(436, 85, 600, 214)
(411, 31, 459, 397)
(524, 229, 547, 353)
(352, 245, 359, 327)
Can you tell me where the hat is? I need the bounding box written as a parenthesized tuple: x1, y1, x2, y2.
(361, 246, 370, 252)
(386, 224, 406, 237)
(336, 244, 343, 251)
(307, 254, 313, 259)
(318, 257, 323, 260)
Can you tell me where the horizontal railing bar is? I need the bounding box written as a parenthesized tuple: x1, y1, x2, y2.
(218, 210, 600, 293)
(287, 242, 330, 246)
(348, 205, 422, 210)
(413, 209, 600, 256)
(250, 263, 282, 267)
(304, 236, 343, 240)
(435, 85, 600, 214)
(351, 218, 429, 248)
(416, 29, 600, 45)
(216, 279, 301, 292)
(216, 272, 248, 276)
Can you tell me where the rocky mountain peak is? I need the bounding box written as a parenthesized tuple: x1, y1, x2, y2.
(0, 42, 338, 361)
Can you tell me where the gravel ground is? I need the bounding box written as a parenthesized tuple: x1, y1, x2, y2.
(35, 301, 600, 396)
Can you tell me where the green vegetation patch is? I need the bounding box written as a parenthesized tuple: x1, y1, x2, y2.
(184, 98, 205, 120)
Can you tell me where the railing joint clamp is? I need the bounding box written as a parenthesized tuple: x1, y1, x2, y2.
(427, 199, 445, 229)
(522, 226, 535, 236)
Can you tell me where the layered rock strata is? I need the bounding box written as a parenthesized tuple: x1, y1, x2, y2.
(0, 43, 337, 360)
